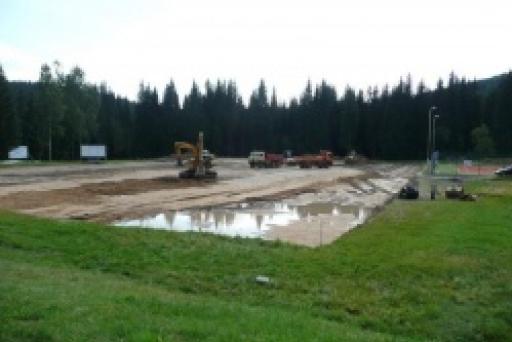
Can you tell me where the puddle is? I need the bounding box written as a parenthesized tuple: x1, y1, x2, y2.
(114, 201, 371, 239)
(111, 172, 410, 246)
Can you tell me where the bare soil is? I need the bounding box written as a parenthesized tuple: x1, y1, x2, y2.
(0, 159, 419, 245)
(0, 177, 214, 211)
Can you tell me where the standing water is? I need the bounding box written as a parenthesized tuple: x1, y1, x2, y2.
(114, 201, 370, 239)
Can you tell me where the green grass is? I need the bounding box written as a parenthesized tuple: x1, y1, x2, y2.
(435, 161, 458, 175)
(1, 179, 512, 341)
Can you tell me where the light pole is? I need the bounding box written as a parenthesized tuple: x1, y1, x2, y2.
(431, 114, 440, 175)
(427, 106, 439, 200)
(427, 106, 437, 166)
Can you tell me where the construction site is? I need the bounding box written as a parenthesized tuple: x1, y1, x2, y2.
(3, 1, 512, 340)
(0, 136, 418, 247)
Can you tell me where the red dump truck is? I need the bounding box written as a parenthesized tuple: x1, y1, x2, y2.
(248, 151, 284, 168)
(296, 150, 333, 168)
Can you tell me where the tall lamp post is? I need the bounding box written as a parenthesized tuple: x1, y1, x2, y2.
(431, 113, 440, 175)
(427, 106, 439, 199)
(427, 106, 437, 165)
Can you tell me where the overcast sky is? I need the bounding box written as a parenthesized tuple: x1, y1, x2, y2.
(1, 0, 511, 102)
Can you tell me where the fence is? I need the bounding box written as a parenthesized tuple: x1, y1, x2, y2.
(435, 157, 512, 176)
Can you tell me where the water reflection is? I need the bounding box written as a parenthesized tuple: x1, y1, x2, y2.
(114, 201, 370, 238)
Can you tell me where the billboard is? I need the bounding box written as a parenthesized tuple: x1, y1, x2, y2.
(80, 145, 107, 159)
(8, 146, 28, 160)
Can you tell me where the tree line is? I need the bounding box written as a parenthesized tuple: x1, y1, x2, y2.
(0, 62, 511, 160)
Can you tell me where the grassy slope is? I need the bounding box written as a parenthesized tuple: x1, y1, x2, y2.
(1, 179, 512, 341)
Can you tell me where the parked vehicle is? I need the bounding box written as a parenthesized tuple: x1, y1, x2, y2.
(282, 150, 297, 166)
(285, 157, 297, 166)
(295, 150, 333, 168)
(248, 151, 284, 168)
(398, 185, 419, 199)
(495, 164, 512, 176)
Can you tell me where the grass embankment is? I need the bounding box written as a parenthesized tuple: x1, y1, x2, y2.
(1, 179, 512, 341)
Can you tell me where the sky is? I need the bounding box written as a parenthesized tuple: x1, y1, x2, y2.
(1, 0, 511, 102)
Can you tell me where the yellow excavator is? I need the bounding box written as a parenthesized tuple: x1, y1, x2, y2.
(174, 132, 217, 179)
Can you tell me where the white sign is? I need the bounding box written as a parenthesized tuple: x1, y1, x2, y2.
(463, 160, 473, 167)
(8, 146, 28, 159)
(80, 145, 107, 159)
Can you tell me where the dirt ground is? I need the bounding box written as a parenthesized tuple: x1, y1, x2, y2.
(0, 159, 419, 245)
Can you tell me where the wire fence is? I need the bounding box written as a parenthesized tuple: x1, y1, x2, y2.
(434, 157, 512, 177)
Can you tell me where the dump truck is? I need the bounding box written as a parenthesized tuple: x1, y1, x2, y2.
(174, 132, 217, 179)
(248, 151, 284, 168)
(296, 150, 333, 168)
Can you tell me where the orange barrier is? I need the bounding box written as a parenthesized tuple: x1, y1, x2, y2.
(457, 165, 499, 175)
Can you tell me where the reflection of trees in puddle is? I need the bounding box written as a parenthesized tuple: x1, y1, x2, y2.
(212, 210, 224, 229)
(351, 207, 369, 225)
(293, 202, 369, 224)
(117, 194, 376, 242)
(210, 210, 240, 230)
(164, 212, 176, 226)
(358, 208, 367, 222)
(170, 209, 264, 231)
(157, 201, 370, 234)
(273, 203, 290, 212)
(255, 214, 263, 229)
(222, 211, 236, 228)
(190, 211, 203, 230)
(295, 203, 339, 218)
(337, 205, 364, 217)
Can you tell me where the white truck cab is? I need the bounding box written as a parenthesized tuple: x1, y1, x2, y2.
(248, 151, 265, 165)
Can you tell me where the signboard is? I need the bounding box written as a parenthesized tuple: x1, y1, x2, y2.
(8, 146, 28, 160)
(463, 160, 473, 167)
(80, 145, 107, 159)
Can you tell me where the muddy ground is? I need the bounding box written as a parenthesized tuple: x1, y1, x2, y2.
(0, 159, 419, 245)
